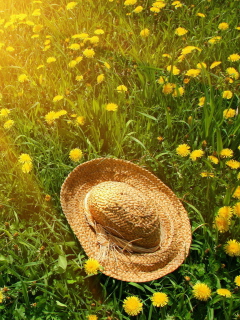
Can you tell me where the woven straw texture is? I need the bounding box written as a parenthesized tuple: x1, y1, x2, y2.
(60, 158, 192, 282)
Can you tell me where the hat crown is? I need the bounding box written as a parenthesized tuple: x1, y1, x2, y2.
(87, 181, 160, 249)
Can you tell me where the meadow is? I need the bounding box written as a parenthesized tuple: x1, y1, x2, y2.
(0, 0, 240, 319)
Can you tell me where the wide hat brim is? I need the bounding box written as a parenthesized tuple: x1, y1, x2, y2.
(60, 158, 191, 282)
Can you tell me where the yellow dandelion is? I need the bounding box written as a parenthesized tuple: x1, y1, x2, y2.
(233, 202, 240, 217)
(172, 86, 184, 97)
(152, 1, 166, 9)
(0, 108, 10, 117)
(123, 296, 143, 316)
(72, 33, 89, 39)
(214, 216, 230, 233)
(45, 111, 57, 125)
(220, 148, 233, 158)
(175, 27, 188, 36)
(32, 9, 41, 16)
(197, 62, 207, 69)
(103, 61, 111, 69)
(3, 119, 14, 129)
(198, 97, 205, 107)
(133, 6, 143, 13)
(151, 292, 169, 307)
(176, 144, 191, 157)
(233, 186, 240, 199)
(76, 116, 85, 126)
(83, 48, 95, 58)
(150, 7, 160, 13)
(0, 291, 5, 303)
(226, 67, 239, 80)
(172, 1, 183, 8)
(208, 36, 221, 44)
(124, 0, 137, 4)
(18, 153, 32, 164)
(33, 24, 43, 33)
(46, 57, 56, 63)
(22, 162, 33, 173)
(226, 160, 240, 170)
(218, 22, 229, 30)
(89, 36, 99, 44)
(166, 65, 180, 75)
(228, 54, 240, 62)
(210, 61, 221, 69)
(218, 206, 233, 220)
(185, 69, 201, 78)
(94, 29, 104, 35)
(53, 95, 64, 102)
(87, 315, 98, 320)
(181, 46, 201, 55)
(196, 13, 206, 17)
(69, 148, 83, 162)
(162, 83, 174, 94)
(97, 74, 105, 84)
(224, 239, 240, 257)
(68, 60, 77, 68)
(140, 28, 150, 37)
(84, 258, 101, 275)
(105, 103, 118, 111)
(190, 150, 204, 161)
(200, 172, 214, 178)
(68, 43, 80, 50)
(223, 108, 236, 119)
(216, 289, 232, 297)
(234, 275, 240, 286)
(55, 110, 67, 118)
(18, 74, 28, 83)
(75, 56, 83, 63)
(66, 2, 78, 10)
(192, 283, 211, 301)
(116, 85, 128, 92)
(76, 75, 83, 81)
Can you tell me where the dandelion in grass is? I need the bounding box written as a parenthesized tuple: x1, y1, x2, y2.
(172, 1, 182, 8)
(234, 276, 240, 286)
(218, 22, 229, 30)
(190, 150, 204, 161)
(200, 172, 214, 178)
(181, 46, 201, 55)
(150, 7, 160, 13)
(162, 83, 174, 94)
(124, 0, 137, 5)
(18, 74, 28, 83)
(226, 67, 239, 80)
(84, 258, 100, 275)
(46, 57, 56, 63)
(117, 85, 128, 92)
(228, 54, 240, 62)
(140, 28, 150, 37)
(32, 9, 41, 16)
(215, 216, 230, 233)
(176, 144, 190, 157)
(196, 12, 206, 17)
(172, 86, 184, 97)
(175, 27, 188, 36)
(208, 36, 221, 44)
(0, 108, 10, 117)
(53, 95, 64, 102)
(133, 6, 143, 13)
(223, 108, 236, 119)
(68, 60, 77, 68)
(151, 292, 169, 307)
(152, 1, 166, 9)
(216, 289, 232, 298)
(87, 315, 98, 320)
(94, 29, 104, 35)
(166, 65, 180, 75)
(226, 160, 240, 169)
(75, 116, 85, 126)
(55, 110, 67, 118)
(198, 97, 205, 107)
(220, 148, 233, 158)
(123, 296, 143, 316)
(22, 162, 33, 173)
(89, 36, 99, 44)
(185, 69, 201, 78)
(0, 291, 4, 303)
(33, 24, 43, 33)
(19, 153, 32, 164)
(192, 283, 211, 301)
(66, 2, 78, 10)
(69, 148, 83, 162)
(233, 203, 240, 217)
(31, 34, 39, 39)
(233, 186, 240, 199)
(210, 61, 221, 69)
(103, 61, 111, 69)
(68, 43, 80, 50)
(76, 75, 83, 81)
(97, 74, 104, 84)
(3, 119, 14, 129)
(83, 48, 95, 58)
(224, 239, 240, 257)
(75, 56, 83, 63)
(106, 103, 118, 111)
(218, 206, 233, 220)
(197, 62, 207, 69)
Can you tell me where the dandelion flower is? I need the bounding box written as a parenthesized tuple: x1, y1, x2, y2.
(152, 1, 166, 9)
(215, 216, 230, 233)
(3, 119, 14, 129)
(166, 65, 180, 75)
(87, 315, 98, 320)
(76, 75, 83, 81)
(124, 0, 137, 5)
(69, 148, 83, 162)
(150, 7, 161, 13)
(76, 116, 85, 126)
(226, 160, 240, 170)
(162, 83, 174, 94)
(218, 206, 233, 220)
(18, 74, 28, 83)
(0, 108, 10, 117)
(175, 27, 188, 36)
(72, 33, 89, 39)
(234, 275, 240, 286)
(185, 69, 201, 78)
(133, 6, 143, 13)
(45, 111, 57, 125)
(197, 62, 207, 69)
(140, 28, 150, 37)
(208, 36, 221, 44)
(68, 60, 77, 68)
(220, 148, 233, 158)
(216, 289, 232, 297)
(116, 85, 128, 92)
(172, 1, 183, 8)
(151, 292, 169, 307)
(94, 29, 104, 35)
(105, 103, 118, 111)
(83, 48, 95, 58)
(200, 172, 214, 178)
(123, 296, 143, 316)
(89, 36, 99, 44)
(198, 97, 205, 106)
(46, 57, 56, 63)
(53, 95, 64, 102)
(192, 283, 211, 301)
(233, 186, 240, 199)
(0, 291, 5, 303)
(68, 43, 80, 50)
(181, 46, 200, 55)
(224, 239, 240, 257)
(66, 2, 78, 10)
(196, 13, 206, 17)
(190, 150, 204, 161)
(103, 62, 111, 69)
(226, 67, 239, 80)
(223, 108, 236, 119)
(18, 153, 32, 164)
(218, 22, 229, 30)
(84, 258, 100, 275)
(233, 202, 240, 217)
(176, 144, 190, 157)
(172, 86, 184, 97)
(210, 61, 221, 69)
(97, 74, 105, 84)
(228, 54, 240, 62)
(22, 162, 33, 173)
(32, 9, 41, 16)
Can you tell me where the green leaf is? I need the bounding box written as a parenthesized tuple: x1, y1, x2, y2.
(56, 300, 68, 307)
(58, 255, 67, 271)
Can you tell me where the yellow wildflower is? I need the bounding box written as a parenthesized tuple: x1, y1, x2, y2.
(105, 103, 118, 111)
(116, 85, 128, 92)
(83, 48, 95, 58)
(84, 258, 101, 275)
(140, 28, 150, 37)
(123, 296, 143, 316)
(220, 148, 233, 158)
(176, 144, 190, 157)
(222, 91, 233, 99)
(216, 289, 231, 297)
(185, 69, 201, 77)
(3, 119, 14, 129)
(218, 22, 229, 30)
(233, 186, 240, 199)
(69, 148, 83, 162)
(166, 65, 180, 75)
(228, 54, 240, 62)
(190, 149, 204, 161)
(151, 292, 169, 307)
(162, 83, 174, 94)
(233, 203, 240, 217)
(46, 57, 56, 63)
(175, 27, 188, 36)
(226, 67, 239, 80)
(210, 61, 221, 69)
(223, 108, 236, 119)
(215, 216, 230, 233)
(133, 6, 143, 13)
(97, 74, 105, 84)
(226, 160, 240, 169)
(224, 239, 240, 257)
(53, 95, 64, 102)
(192, 283, 211, 301)
(66, 2, 78, 10)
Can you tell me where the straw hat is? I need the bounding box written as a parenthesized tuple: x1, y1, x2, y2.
(60, 158, 191, 282)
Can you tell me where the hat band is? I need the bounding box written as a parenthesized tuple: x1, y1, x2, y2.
(83, 191, 160, 254)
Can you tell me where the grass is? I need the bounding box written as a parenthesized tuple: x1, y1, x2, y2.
(0, 0, 240, 319)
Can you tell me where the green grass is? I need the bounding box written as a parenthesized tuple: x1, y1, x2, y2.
(0, 0, 240, 319)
